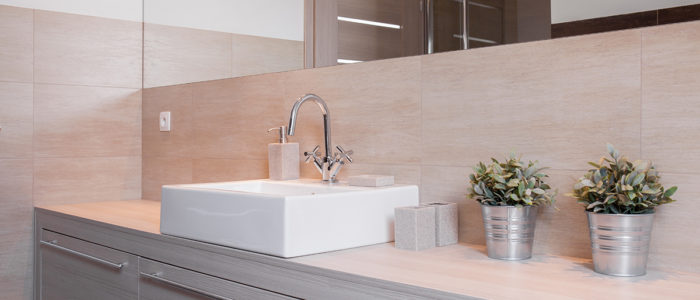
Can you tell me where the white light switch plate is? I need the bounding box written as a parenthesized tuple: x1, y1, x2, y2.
(159, 112, 171, 132)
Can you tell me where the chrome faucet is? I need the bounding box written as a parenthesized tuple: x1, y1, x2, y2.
(287, 94, 353, 183)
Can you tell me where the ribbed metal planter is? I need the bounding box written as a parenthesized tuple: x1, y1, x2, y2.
(587, 212, 654, 276)
(480, 205, 538, 260)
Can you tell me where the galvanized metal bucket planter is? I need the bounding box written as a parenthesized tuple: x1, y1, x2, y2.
(587, 212, 654, 276)
(481, 205, 538, 260)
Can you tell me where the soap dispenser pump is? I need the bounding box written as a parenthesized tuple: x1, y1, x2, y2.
(267, 126, 299, 180)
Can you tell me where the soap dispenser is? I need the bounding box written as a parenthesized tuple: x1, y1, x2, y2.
(267, 126, 299, 180)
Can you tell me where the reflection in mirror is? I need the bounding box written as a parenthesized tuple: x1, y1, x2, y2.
(314, 0, 550, 67)
(313, 0, 700, 66)
(143, 0, 700, 88)
(143, 0, 304, 88)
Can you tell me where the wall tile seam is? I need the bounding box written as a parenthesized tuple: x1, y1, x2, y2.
(34, 153, 143, 159)
(419, 164, 697, 176)
(31, 7, 36, 211)
(229, 32, 235, 78)
(33, 155, 141, 160)
(0, 158, 34, 162)
(419, 165, 596, 172)
(0, 79, 34, 85)
(32, 81, 143, 90)
(639, 28, 645, 160)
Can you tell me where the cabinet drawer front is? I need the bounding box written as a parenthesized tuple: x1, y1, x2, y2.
(139, 258, 297, 300)
(39, 230, 138, 300)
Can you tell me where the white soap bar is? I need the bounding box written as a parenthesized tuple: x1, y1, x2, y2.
(348, 175, 395, 187)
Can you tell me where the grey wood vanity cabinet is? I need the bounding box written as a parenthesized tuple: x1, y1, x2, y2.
(38, 230, 138, 300)
(37, 230, 291, 300)
(34, 207, 471, 300)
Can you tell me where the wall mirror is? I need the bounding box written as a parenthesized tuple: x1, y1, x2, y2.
(143, 0, 700, 87)
(143, 0, 304, 87)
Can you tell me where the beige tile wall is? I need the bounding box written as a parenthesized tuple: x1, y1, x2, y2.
(142, 21, 700, 273)
(0, 6, 33, 83)
(0, 5, 142, 298)
(143, 23, 304, 88)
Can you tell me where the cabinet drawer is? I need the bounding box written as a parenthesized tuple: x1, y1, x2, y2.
(139, 258, 297, 300)
(39, 230, 138, 300)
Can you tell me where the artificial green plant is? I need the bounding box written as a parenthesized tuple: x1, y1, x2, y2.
(572, 144, 677, 214)
(468, 153, 556, 207)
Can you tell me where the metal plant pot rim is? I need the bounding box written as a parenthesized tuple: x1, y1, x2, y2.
(479, 204, 540, 208)
(586, 211, 655, 217)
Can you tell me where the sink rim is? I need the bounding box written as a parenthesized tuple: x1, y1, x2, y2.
(163, 179, 413, 198)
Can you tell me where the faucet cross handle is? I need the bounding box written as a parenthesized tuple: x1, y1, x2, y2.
(304, 145, 322, 163)
(336, 145, 354, 164)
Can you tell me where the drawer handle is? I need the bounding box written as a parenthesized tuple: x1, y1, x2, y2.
(140, 272, 233, 300)
(40, 240, 125, 270)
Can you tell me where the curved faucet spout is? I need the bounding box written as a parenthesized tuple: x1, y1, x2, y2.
(287, 94, 332, 162)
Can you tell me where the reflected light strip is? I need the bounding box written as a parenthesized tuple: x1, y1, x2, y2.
(337, 16, 401, 29)
(337, 59, 363, 64)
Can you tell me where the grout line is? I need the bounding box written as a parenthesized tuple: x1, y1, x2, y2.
(32, 81, 141, 90)
(418, 55, 424, 189)
(639, 29, 644, 159)
(0, 79, 33, 85)
(140, 0, 145, 199)
(32, 8, 36, 207)
(141, 0, 145, 91)
(230, 33, 234, 77)
(34, 155, 142, 160)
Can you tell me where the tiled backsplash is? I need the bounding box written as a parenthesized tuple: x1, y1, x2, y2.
(143, 21, 700, 273)
(0, 5, 143, 298)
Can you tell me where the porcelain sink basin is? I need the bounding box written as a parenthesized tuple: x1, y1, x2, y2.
(160, 179, 418, 258)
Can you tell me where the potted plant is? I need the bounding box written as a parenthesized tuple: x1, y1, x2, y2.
(468, 153, 556, 260)
(572, 144, 677, 276)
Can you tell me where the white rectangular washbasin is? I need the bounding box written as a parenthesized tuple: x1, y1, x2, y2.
(160, 179, 419, 258)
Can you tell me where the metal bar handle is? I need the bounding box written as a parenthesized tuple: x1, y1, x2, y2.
(140, 272, 233, 300)
(40, 240, 125, 270)
(425, 0, 434, 54)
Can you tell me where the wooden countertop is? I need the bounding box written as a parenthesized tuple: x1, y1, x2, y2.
(37, 200, 700, 300)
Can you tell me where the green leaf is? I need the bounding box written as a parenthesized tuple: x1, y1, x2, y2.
(587, 201, 603, 209)
(474, 184, 483, 195)
(664, 186, 678, 197)
(579, 179, 595, 188)
(606, 143, 615, 156)
(490, 173, 506, 183)
(510, 194, 519, 201)
(483, 186, 494, 199)
(588, 161, 601, 168)
(610, 205, 620, 214)
(633, 160, 650, 171)
(524, 166, 536, 177)
(605, 195, 616, 204)
(507, 178, 520, 187)
(632, 173, 645, 186)
(532, 188, 545, 195)
(518, 181, 525, 196)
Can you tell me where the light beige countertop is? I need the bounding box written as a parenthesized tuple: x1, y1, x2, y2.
(37, 200, 700, 300)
